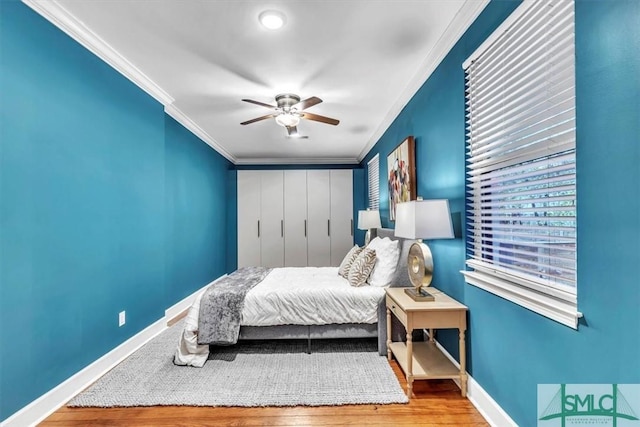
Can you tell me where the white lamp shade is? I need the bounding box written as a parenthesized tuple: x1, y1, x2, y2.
(394, 199, 454, 240)
(357, 210, 382, 230)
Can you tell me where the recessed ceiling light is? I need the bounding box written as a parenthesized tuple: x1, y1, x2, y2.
(259, 10, 286, 30)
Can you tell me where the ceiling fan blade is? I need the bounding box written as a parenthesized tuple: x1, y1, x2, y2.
(241, 113, 277, 125)
(241, 99, 277, 109)
(300, 112, 340, 126)
(292, 96, 322, 111)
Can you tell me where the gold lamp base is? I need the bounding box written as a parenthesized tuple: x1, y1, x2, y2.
(406, 241, 434, 302)
(404, 287, 435, 301)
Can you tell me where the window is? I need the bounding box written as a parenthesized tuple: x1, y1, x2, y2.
(367, 154, 380, 210)
(462, 0, 580, 328)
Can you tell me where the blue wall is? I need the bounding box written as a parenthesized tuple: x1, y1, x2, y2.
(0, 1, 232, 420)
(164, 116, 233, 303)
(226, 169, 238, 273)
(360, 0, 640, 425)
(2, 0, 638, 423)
(352, 168, 367, 246)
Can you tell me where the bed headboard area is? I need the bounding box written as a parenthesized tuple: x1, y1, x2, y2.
(373, 228, 415, 288)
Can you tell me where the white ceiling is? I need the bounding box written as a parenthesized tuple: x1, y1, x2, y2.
(26, 0, 487, 164)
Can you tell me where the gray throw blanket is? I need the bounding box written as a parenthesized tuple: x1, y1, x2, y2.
(197, 267, 272, 345)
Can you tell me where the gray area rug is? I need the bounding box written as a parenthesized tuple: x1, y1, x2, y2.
(69, 320, 408, 407)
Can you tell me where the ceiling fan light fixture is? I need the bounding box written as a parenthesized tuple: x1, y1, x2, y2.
(275, 113, 300, 127)
(259, 10, 286, 30)
(240, 94, 339, 136)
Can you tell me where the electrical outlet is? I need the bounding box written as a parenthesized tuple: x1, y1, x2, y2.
(119, 311, 126, 327)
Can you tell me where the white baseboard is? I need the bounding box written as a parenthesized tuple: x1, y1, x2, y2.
(2, 276, 509, 427)
(432, 339, 517, 427)
(0, 317, 167, 427)
(466, 376, 518, 427)
(1, 276, 224, 427)
(165, 275, 226, 322)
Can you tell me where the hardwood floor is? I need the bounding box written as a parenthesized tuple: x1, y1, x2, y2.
(40, 362, 488, 426)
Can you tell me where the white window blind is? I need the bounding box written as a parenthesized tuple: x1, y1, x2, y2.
(367, 154, 380, 210)
(463, 0, 580, 328)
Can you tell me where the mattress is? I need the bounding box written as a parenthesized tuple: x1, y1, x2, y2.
(241, 267, 386, 326)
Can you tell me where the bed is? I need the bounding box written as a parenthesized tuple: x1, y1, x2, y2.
(175, 228, 415, 367)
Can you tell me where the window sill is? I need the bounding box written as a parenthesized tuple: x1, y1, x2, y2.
(461, 270, 581, 329)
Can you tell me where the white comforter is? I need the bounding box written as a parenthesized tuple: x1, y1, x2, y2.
(242, 267, 386, 326)
(175, 267, 385, 367)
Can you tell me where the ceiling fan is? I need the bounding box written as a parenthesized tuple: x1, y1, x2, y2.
(240, 94, 339, 138)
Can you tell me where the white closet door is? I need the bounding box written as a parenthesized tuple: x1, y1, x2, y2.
(284, 170, 308, 267)
(260, 170, 284, 268)
(306, 170, 331, 267)
(237, 171, 261, 268)
(330, 170, 354, 266)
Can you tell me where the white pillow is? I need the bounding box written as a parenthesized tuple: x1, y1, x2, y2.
(366, 236, 382, 248)
(366, 237, 400, 287)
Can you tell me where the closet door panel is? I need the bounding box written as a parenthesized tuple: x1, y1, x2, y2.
(237, 171, 261, 268)
(260, 170, 284, 268)
(330, 170, 354, 266)
(284, 170, 308, 267)
(306, 170, 331, 267)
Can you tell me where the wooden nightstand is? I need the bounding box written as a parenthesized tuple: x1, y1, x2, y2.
(386, 287, 468, 398)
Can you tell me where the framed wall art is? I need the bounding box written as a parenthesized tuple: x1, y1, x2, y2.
(387, 136, 416, 221)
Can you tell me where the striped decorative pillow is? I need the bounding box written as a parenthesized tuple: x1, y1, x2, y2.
(338, 245, 363, 278)
(347, 248, 377, 287)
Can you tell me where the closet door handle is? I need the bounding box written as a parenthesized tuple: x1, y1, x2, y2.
(281, 220, 284, 237)
(327, 219, 330, 236)
(304, 220, 307, 237)
(351, 219, 353, 236)
(257, 220, 260, 238)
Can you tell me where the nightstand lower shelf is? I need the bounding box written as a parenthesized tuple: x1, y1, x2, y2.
(385, 287, 468, 398)
(389, 341, 460, 379)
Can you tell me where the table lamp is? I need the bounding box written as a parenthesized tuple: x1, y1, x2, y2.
(394, 199, 454, 301)
(358, 209, 382, 245)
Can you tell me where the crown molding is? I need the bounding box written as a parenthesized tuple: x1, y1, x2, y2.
(164, 104, 236, 163)
(463, 0, 535, 70)
(21, 0, 239, 163)
(357, 0, 490, 162)
(235, 157, 359, 166)
(22, 0, 489, 167)
(22, 0, 174, 107)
